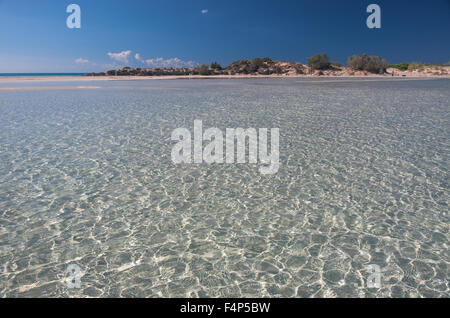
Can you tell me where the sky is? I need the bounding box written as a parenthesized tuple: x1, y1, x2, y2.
(0, 0, 449, 72)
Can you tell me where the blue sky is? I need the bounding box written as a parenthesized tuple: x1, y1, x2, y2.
(0, 0, 449, 72)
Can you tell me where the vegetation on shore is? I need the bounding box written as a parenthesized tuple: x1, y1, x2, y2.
(390, 62, 449, 73)
(92, 58, 306, 77)
(84, 54, 449, 77)
(347, 54, 389, 74)
(306, 53, 330, 70)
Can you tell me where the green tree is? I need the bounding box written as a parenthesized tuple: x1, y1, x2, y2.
(210, 62, 222, 70)
(365, 56, 389, 73)
(307, 53, 330, 70)
(390, 63, 409, 71)
(407, 62, 422, 71)
(251, 58, 264, 67)
(347, 54, 366, 70)
(199, 64, 211, 75)
(330, 62, 342, 67)
(347, 54, 388, 74)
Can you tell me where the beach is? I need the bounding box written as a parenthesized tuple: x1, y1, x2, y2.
(1, 67, 449, 85)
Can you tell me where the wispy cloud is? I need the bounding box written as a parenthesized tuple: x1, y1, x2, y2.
(201, 9, 208, 14)
(104, 51, 198, 68)
(107, 50, 132, 63)
(75, 58, 89, 64)
(135, 53, 144, 63)
(102, 63, 122, 70)
(144, 57, 198, 68)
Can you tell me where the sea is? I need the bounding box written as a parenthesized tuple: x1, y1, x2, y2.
(0, 73, 86, 77)
(0, 77, 448, 297)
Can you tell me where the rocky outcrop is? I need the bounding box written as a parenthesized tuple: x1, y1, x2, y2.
(86, 60, 450, 77)
(225, 58, 306, 75)
(94, 59, 309, 77)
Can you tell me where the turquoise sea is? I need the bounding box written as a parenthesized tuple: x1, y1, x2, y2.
(0, 73, 86, 77)
(0, 78, 448, 297)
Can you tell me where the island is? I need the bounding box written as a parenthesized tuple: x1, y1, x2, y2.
(85, 54, 450, 78)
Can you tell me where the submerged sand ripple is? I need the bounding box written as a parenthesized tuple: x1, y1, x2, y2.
(0, 78, 448, 297)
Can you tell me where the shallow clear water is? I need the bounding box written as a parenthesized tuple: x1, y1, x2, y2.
(0, 78, 448, 298)
(0, 73, 85, 77)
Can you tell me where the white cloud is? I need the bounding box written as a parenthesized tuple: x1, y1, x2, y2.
(201, 9, 208, 14)
(107, 50, 132, 63)
(135, 53, 144, 62)
(144, 57, 198, 68)
(75, 58, 89, 64)
(105, 51, 198, 68)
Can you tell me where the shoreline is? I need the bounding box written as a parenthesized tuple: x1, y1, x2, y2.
(0, 74, 449, 83)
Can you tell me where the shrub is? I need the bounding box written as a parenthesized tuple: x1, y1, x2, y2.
(347, 54, 388, 74)
(258, 68, 270, 75)
(307, 53, 330, 70)
(274, 66, 282, 74)
(294, 64, 304, 74)
(365, 56, 389, 73)
(407, 62, 422, 71)
(251, 58, 264, 67)
(330, 62, 342, 68)
(198, 64, 211, 75)
(248, 63, 259, 73)
(347, 54, 366, 70)
(390, 63, 409, 71)
(210, 62, 222, 70)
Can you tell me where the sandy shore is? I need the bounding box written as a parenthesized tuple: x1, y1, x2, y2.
(0, 73, 449, 84)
